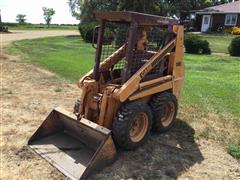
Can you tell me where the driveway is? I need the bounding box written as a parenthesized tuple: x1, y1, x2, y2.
(1, 30, 79, 46)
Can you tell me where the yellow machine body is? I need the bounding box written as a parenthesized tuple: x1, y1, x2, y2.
(28, 11, 185, 179)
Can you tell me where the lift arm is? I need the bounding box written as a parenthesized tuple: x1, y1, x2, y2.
(113, 38, 176, 102)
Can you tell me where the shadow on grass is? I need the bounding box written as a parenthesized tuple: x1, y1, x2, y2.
(92, 119, 204, 179)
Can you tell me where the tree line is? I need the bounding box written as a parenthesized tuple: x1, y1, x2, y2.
(14, 0, 235, 26)
(68, 0, 235, 23)
(16, 7, 55, 27)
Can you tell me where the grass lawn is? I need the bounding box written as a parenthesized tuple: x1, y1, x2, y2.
(6, 36, 95, 81)
(5, 23, 78, 31)
(182, 54, 240, 120)
(5, 35, 240, 121)
(192, 33, 237, 54)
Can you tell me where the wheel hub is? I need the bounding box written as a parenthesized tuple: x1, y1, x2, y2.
(130, 112, 148, 143)
(161, 102, 175, 127)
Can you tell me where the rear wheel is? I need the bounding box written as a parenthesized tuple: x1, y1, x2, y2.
(149, 92, 178, 132)
(112, 101, 152, 150)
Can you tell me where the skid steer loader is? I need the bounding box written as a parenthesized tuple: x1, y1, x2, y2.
(28, 11, 185, 179)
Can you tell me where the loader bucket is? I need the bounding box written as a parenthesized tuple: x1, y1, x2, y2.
(28, 107, 116, 180)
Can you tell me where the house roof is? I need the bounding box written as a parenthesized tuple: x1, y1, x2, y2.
(196, 1, 240, 14)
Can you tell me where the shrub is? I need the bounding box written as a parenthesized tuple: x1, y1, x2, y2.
(227, 144, 240, 160)
(216, 25, 224, 33)
(224, 26, 240, 35)
(224, 27, 232, 34)
(103, 28, 114, 45)
(232, 27, 240, 35)
(0, 26, 8, 32)
(200, 40, 211, 54)
(185, 35, 211, 54)
(228, 36, 240, 56)
(78, 22, 97, 43)
(79, 22, 114, 44)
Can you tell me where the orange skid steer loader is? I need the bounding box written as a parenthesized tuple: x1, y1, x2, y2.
(28, 11, 185, 179)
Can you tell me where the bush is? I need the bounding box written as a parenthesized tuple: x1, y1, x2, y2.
(79, 22, 114, 44)
(0, 26, 8, 32)
(103, 28, 114, 45)
(185, 35, 211, 54)
(228, 36, 240, 56)
(224, 27, 232, 34)
(224, 26, 240, 35)
(79, 22, 97, 43)
(232, 27, 240, 35)
(201, 40, 211, 54)
(227, 144, 240, 160)
(216, 26, 225, 33)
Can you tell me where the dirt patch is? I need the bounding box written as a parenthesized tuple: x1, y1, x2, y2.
(212, 52, 229, 56)
(91, 120, 240, 180)
(1, 54, 78, 179)
(0, 54, 9, 60)
(15, 146, 38, 160)
(1, 54, 239, 179)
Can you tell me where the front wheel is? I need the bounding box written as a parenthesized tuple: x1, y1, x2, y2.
(112, 101, 152, 150)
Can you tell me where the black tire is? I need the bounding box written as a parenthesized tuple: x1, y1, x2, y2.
(112, 101, 152, 150)
(149, 92, 178, 132)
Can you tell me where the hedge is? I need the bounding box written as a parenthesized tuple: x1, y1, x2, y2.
(78, 22, 98, 43)
(79, 22, 114, 44)
(185, 35, 211, 54)
(228, 36, 240, 56)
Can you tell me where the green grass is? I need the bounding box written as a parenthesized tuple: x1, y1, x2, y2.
(194, 33, 237, 54)
(182, 54, 240, 120)
(5, 23, 78, 30)
(227, 144, 240, 160)
(5, 36, 240, 120)
(5, 35, 95, 81)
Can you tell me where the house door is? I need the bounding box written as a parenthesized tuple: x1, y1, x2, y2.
(201, 15, 211, 32)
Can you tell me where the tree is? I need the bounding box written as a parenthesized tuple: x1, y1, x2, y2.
(68, 0, 233, 23)
(68, 0, 173, 23)
(16, 14, 26, 24)
(68, 0, 118, 23)
(42, 7, 55, 27)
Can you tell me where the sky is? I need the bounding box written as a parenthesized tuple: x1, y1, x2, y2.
(0, 0, 79, 24)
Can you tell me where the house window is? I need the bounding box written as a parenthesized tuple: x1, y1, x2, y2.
(225, 14, 238, 26)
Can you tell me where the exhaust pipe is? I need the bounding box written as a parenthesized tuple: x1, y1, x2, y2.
(28, 107, 116, 180)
